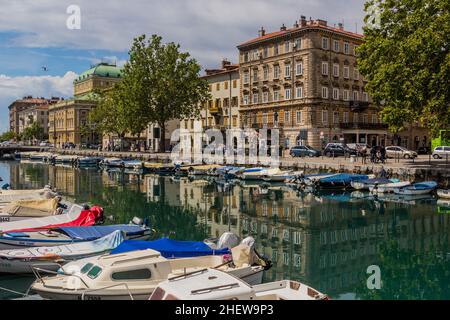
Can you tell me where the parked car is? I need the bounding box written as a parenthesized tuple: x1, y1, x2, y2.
(63, 142, 76, 149)
(39, 141, 53, 147)
(323, 144, 357, 157)
(290, 145, 321, 157)
(347, 143, 371, 155)
(385, 146, 418, 159)
(432, 146, 450, 159)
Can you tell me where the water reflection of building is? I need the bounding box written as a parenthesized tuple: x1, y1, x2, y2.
(9, 162, 50, 190)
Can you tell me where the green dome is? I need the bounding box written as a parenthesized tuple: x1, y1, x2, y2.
(75, 63, 123, 82)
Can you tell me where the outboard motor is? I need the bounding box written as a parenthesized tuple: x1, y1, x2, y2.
(216, 232, 241, 250)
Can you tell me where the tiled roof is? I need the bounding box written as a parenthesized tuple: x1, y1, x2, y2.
(238, 24, 364, 48)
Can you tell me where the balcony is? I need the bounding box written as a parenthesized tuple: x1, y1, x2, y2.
(340, 122, 389, 130)
(209, 106, 222, 114)
(349, 100, 370, 111)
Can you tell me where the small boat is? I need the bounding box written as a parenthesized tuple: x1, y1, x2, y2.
(351, 178, 399, 191)
(123, 160, 144, 170)
(315, 174, 369, 189)
(100, 158, 124, 167)
(143, 163, 175, 175)
(262, 170, 297, 182)
(303, 173, 340, 186)
(0, 205, 103, 235)
(240, 168, 283, 181)
(0, 230, 125, 274)
(0, 223, 150, 250)
(0, 186, 57, 203)
(183, 164, 222, 176)
(29, 153, 53, 162)
(31, 243, 266, 300)
(369, 181, 412, 194)
(77, 157, 103, 166)
(52, 155, 79, 164)
(394, 181, 438, 195)
(437, 189, 450, 199)
(0, 197, 66, 223)
(149, 268, 329, 301)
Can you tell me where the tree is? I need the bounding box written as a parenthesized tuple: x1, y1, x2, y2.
(122, 34, 210, 151)
(0, 131, 16, 142)
(358, 0, 450, 135)
(23, 121, 45, 144)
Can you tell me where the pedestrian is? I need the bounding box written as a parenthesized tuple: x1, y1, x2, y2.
(380, 146, 387, 164)
(370, 146, 377, 163)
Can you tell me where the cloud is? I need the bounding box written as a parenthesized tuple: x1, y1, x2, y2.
(0, 72, 77, 131)
(0, 0, 367, 68)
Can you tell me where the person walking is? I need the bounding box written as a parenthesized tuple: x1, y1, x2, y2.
(380, 146, 387, 164)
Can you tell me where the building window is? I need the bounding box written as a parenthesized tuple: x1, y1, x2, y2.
(333, 64, 339, 77)
(343, 90, 350, 101)
(263, 47, 269, 58)
(274, 90, 280, 101)
(372, 114, 378, 124)
(334, 40, 340, 52)
(243, 72, 249, 84)
(363, 114, 369, 123)
(216, 83, 220, 91)
(253, 93, 259, 104)
(233, 80, 237, 88)
(333, 111, 339, 124)
(322, 37, 329, 50)
(285, 88, 291, 100)
(353, 113, 359, 123)
(333, 88, 339, 100)
(262, 113, 268, 124)
(285, 64, 291, 78)
(322, 86, 329, 99)
(243, 95, 249, 105)
(353, 91, 359, 101)
(224, 81, 228, 90)
(354, 45, 358, 56)
(274, 44, 279, 56)
(343, 112, 349, 123)
(263, 66, 269, 80)
(274, 65, 280, 79)
(244, 52, 249, 63)
(294, 38, 302, 50)
(296, 62, 303, 75)
(343, 66, 350, 79)
(296, 86, 303, 98)
(263, 91, 269, 103)
(253, 69, 258, 81)
(283, 41, 289, 53)
(284, 111, 290, 123)
(252, 49, 259, 60)
(354, 68, 360, 80)
(322, 110, 328, 124)
(296, 111, 302, 124)
(344, 42, 350, 54)
(363, 92, 369, 102)
(322, 62, 329, 75)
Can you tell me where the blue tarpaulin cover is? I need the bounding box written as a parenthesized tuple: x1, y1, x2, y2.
(56, 225, 146, 241)
(110, 238, 230, 258)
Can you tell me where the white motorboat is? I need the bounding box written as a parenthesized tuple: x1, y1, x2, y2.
(0, 186, 57, 203)
(0, 230, 124, 274)
(240, 168, 282, 181)
(351, 178, 399, 191)
(149, 268, 328, 301)
(262, 170, 300, 182)
(369, 181, 411, 194)
(53, 155, 79, 164)
(437, 189, 450, 199)
(31, 244, 265, 300)
(393, 181, 438, 195)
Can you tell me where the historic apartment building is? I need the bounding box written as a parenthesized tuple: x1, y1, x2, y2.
(8, 97, 59, 135)
(237, 17, 388, 150)
(49, 63, 123, 147)
(180, 60, 240, 147)
(17, 103, 54, 136)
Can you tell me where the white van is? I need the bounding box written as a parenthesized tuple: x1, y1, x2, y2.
(432, 146, 450, 159)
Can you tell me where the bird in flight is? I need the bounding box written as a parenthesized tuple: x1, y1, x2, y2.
(42, 66, 49, 72)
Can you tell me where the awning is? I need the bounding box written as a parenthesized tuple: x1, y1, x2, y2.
(110, 238, 230, 258)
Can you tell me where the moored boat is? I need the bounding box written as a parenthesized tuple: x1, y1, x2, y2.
(437, 189, 450, 199)
(369, 181, 411, 194)
(0, 197, 66, 223)
(31, 243, 266, 300)
(351, 178, 399, 191)
(314, 173, 369, 189)
(149, 268, 329, 301)
(393, 181, 438, 195)
(239, 168, 282, 181)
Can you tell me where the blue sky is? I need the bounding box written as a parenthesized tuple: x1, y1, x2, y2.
(0, 0, 367, 132)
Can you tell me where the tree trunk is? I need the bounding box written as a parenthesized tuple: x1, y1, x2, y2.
(159, 122, 166, 153)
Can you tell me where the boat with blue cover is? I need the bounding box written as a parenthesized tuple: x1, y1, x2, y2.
(394, 181, 438, 195)
(314, 174, 369, 189)
(0, 224, 151, 250)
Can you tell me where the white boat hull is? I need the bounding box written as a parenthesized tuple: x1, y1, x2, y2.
(437, 189, 450, 199)
(370, 182, 411, 194)
(394, 188, 435, 195)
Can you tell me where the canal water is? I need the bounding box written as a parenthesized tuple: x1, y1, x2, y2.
(1, 160, 450, 300)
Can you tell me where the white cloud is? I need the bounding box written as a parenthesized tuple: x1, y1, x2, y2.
(0, 72, 77, 131)
(0, 0, 366, 68)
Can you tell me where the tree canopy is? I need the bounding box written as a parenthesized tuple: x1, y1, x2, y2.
(0, 131, 16, 142)
(92, 34, 210, 151)
(22, 121, 46, 142)
(358, 0, 450, 135)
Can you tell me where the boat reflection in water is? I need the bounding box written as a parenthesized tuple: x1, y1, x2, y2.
(1, 161, 449, 300)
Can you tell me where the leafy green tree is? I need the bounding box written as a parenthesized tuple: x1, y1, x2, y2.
(122, 34, 210, 151)
(358, 0, 450, 135)
(0, 131, 16, 142)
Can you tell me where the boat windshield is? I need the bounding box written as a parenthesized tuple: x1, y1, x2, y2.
(80, 263, 94, 274)
(87, 265, 102, 279)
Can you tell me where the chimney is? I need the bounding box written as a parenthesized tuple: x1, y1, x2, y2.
(316, 19, 328, 26)
(222, 59, 231, 69)
(293, 21, 299, 28)
(258, 26, 266, 37)
(300, 15, 307, 27)
(280, 23, 287, 31)
(338, 22, 344, 30)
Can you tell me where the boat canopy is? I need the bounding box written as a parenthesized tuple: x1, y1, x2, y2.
(410, 181, 438, 190)
(110, 238, 230, 258)
(361, 178, 392, 184)
(319, 174, 368, 183)
(56, 225, 147, 241)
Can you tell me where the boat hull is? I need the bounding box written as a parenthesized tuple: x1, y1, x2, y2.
(437, 189, 450, 199)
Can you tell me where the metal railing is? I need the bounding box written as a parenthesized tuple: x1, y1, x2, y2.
(81, 283, 134, 300)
